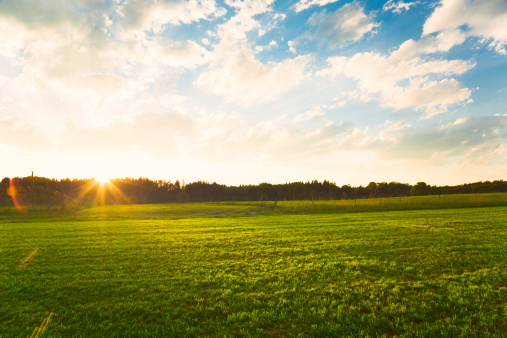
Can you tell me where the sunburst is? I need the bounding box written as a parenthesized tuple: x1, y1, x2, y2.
(95, 175, 111, 185)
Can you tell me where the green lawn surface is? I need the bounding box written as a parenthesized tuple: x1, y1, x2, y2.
(1, 200, 506, 336)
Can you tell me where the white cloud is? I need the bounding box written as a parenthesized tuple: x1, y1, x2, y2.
(70, 74, 127, 99)
(60, 111, 195, 157)
(254, 40, 279, 53)
(391, 31, 468, 59)
(0, 0, 226, 116)
(288, 41, 297, 53)
(258, 12, 287, 37)
(1, 0, 297, 111)
(0, 4, 126, 100)
(292, 0, 340, 13)
(196, 0, 313, 106)
(147, 38, 211, 68)
(41, 103, 359, 165)
(190, 106, 356, 162)
(382, 0, 418, 14)
(215, 0, 275, 46)
(0, 117, 54, 152)
(118, 0, 224, 34)
(396, 78, 472, 118)
(384, 120, 411, 132)
(196, 50, 313, 106)
(368, 115, 507, 165)
(293, 105, 327, 123)
(319, 44, 475, 117)
(0, 1, 89, 58)
(307, 1, 379, 48)
(0, 0, 84, 30)
(423, 0, 507, 54)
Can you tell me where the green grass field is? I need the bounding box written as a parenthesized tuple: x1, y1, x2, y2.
(1, 195, 507, 336)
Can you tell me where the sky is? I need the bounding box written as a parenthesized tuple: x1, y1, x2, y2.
(0, 0, 506, 186)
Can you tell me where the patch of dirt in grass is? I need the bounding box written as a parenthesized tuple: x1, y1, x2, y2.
(264, 323, 285, 337)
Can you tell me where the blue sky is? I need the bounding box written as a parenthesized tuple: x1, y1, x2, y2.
(0, 0, 506, 186)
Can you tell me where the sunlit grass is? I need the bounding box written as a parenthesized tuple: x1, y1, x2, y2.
(274, 192, 507, 213)
(1, 192, 505, 224)
(1, 203, 506, 336)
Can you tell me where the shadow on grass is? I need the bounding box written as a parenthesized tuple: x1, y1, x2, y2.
(1, 193, 506, 223)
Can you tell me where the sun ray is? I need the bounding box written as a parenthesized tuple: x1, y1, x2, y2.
(106, 179, 130, 204)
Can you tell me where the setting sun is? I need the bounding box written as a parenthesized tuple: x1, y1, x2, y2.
(95, 176, 111, 185)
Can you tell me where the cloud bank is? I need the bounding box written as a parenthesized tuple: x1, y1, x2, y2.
(0, 0, 506, 185)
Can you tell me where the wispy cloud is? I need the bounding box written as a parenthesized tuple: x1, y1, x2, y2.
(196, 51, 313, 106)
(59, 111, 195, 157)
(318, 38, 475, 117)
(0, 117, 54, 152)
(367, 115, 507, 164)
(292, 0, 340, 13)
(306, 1, 379, 48)
(383, 0, 418, 14)
(117, 0, 224, 33)
(423, 0, 507, 54)
(195, 0, 313, 106)
(189, 105, 356, 162)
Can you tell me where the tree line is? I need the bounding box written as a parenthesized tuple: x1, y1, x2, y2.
(1, 176, 506, 209)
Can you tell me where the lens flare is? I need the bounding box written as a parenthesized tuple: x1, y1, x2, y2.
(7, 179, 27, 213)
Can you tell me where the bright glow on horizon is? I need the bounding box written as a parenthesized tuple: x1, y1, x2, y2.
(95, 176, 111, 185)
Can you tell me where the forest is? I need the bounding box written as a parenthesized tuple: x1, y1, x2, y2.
(1, 175, 506, 208)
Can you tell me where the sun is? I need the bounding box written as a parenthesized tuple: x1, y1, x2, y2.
(95, 175, 111, 185)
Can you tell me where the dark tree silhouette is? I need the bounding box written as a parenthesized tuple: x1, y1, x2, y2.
(0, 175, 505, 207)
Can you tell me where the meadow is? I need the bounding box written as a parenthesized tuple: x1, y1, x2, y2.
(1, 194, 506, 336)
